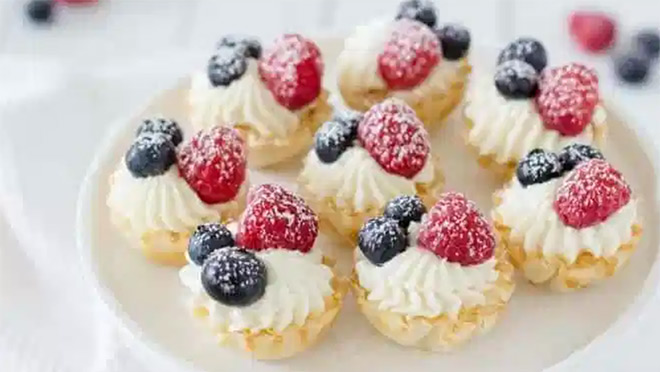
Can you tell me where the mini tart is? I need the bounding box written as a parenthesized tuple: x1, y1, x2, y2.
(179, 184, 348, 359)
(189, 34, 332, 168)
(336, 4, 472, 128)
(352, 193, 514, 351)
(107, 123, 248, 266)
(464, 40, 607, 180)
(493, 152, 641, 292)
(298, 99, 444, 243)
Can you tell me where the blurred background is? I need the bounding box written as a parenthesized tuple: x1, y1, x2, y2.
(1, 0, 659, 371)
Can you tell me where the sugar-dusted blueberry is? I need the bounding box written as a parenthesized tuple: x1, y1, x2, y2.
(207, 47, 247, 87)
(358, 217, 408, 266)
(188, 223, 235, 266)
(615, 54, 650, 84)
(494, 59, 538, 99)
(136, 118, 183, 146)
(516, 149, 563, 187)
(125, 133, 176, 178)
(635, 29, 660, 60)
(334, 109, 363, 139)
(314, 120, 354, 163)
(395, 0, 437, 28)
(26, 0, 54, 24)
(436, 24, 471, 60)
(218, 34, 262, 59)
(498, 37, 548, 73)
(383, 195, 427, 229)
(558, 143, 604, 172)
(201, 247, 267, 307)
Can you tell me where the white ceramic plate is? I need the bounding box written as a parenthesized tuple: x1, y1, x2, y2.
(76, 39, 660, 372)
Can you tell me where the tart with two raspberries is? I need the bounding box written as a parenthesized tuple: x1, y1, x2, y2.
(337, 0, 472, 127)
(106, 120, 248, 266)
(464, 37, 608, 179)
(189, 34, 332, 167)
(178, 184, 347, 359)
(493, 144, 641, 291)
(352, 193, 514, 351)
(298, 98, 444, 242)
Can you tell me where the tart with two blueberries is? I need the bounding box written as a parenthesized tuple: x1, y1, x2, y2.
(179, 184, 347, 359)
(298, 98, 444, 242)
(189, 34, 332, 167)
(464, 37, 608, 179)
(352, 193, 514, 351)
(337, 0, 472, 127)
(107, 121, 248, 266)
(493, 145, 641, 291)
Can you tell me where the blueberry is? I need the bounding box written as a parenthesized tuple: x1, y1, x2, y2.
(358, 217, 408, 266)
(516, 149, 563, 187)
(383, 195, 427, 229)
(395, 0, 437, 28)
(26, 0, 54, 24)
(498, 38, 548, 73)
(201, 248, 267, 307)
(125, 133, 176, 178)
(333, 109, 363, 139)
(314, 120, 354, 163)
(207, 48, 247, 87)
(436, 24, 471, 60)
(616, 54, 650, 84)
(188, 223, 235, 266)
(218, 35, 262, 59)
(136, 118, 183, 146)
(635, 30, 660, 60)
(494, 60, 538, 99)
(558, 144, 604, 172)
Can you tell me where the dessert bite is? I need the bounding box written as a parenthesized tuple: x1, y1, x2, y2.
(353, 193, 514, 351)
(493, 145, 641, 291)
(107, 122, 247, 266)
(179, 184, 347, 359)
(189, 34, 332, 167)
(298, 98, 444, 242)
(337, 0, 472, 127)
(464, 38, 607, 179)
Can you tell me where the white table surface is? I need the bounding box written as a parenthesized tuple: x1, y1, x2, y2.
(1, 0, 660, 371)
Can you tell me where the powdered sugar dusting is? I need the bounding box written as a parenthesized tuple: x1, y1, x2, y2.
(202, 247, 267, 305)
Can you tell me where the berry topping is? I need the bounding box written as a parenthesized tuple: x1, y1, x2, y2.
(554, 159, 631, 229)
(383, 195, 427, 229)
(516, 149, 563, 187)
(436, 24, 471, 61)
(417, 192, 495, 266)
(334, 109, 363, 139)
(188, 223, 235, 266)
(558, 143, 604, 172)
(357, 99, 430, 178)
(378, 19, 441, 90)
(136, 118, 183, 146)
(26, 0, 54, 24)
(201, 247, 267, 307)
(569, 11, 617, 53)
(207, 47, 247, 87)
(314, 119, 354, 163)
(358, 217, 408, 266)
(258, 34, 323, 110)
(125, 133, 176, 178)
(236, 184, 318, 253)
(498, 38, 548, 73)
(218, 34, 262, 59)
(395, 0, 437, 29)
(615, 54, 650, 84)
(177, 126, 247, 204)
(635, 30, 660, 60)
(536, 63, 599, 136)
(494, 60, 539, 99)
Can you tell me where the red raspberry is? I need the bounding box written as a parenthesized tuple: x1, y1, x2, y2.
(236, 184, 318, 253)
(417, 192, 495, 266)
(378, 19, 441, 90)
(357, 98, 430, 178)
(536, 63, 599, 136)
(554, 159, 631, 229)
(258, 34, 323, 110)
(177, 126, 247, 204)
(569, 11, 617, 53)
